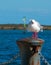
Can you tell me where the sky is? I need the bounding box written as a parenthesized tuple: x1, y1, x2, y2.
(0, 0, 51, 25)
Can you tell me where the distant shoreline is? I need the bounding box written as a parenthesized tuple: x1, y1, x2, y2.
(0, 24, 51, 30)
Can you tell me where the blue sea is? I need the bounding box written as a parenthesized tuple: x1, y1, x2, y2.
(0, 30, 51, 65)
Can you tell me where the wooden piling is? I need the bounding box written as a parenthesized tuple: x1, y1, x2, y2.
(17, 38, 44, 65)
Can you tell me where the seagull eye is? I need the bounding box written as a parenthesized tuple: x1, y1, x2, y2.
(31, 21, 34, 24)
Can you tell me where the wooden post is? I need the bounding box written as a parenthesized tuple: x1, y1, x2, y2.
(17, 38, 44, 65)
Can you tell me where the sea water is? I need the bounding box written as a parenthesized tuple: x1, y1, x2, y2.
(0, 30, 51, 65)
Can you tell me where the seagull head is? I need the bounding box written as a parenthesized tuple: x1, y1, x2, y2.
(30, 19, 36, 24)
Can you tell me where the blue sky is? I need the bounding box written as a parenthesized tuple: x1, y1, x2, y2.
(0, 0, 51, 25)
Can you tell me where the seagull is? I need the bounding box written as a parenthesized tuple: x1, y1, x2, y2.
(27, 19, 43, 39)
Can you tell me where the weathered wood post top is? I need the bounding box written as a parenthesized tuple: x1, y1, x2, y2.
(17, 38, 44, 65)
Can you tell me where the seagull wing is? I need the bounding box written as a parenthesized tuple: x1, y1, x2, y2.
(35, 21, 43, 32)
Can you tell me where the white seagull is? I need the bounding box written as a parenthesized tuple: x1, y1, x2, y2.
(27, 19, 43, 39)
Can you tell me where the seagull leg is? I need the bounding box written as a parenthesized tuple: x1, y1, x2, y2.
(32, 32, 38, 39)
(35, 32, 38, 39)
